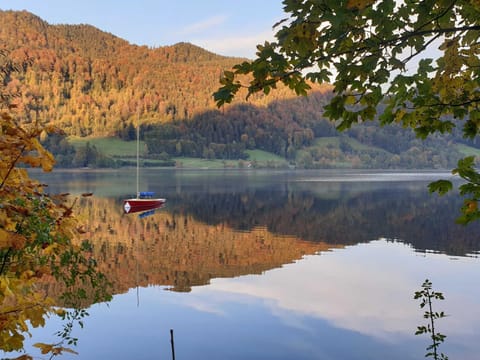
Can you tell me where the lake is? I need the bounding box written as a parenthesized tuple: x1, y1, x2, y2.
(11, 169, 480, 359)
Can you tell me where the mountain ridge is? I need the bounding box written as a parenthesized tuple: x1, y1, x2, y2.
(2, 9, 301, 136)
(1, 10, 227, 59)
(2, 10, 478, 170)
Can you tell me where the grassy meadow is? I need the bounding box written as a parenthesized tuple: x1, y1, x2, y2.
(68, 137, 290, 168)
(68, 135, 480, 169)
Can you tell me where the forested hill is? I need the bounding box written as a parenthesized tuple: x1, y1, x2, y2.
(0, 10, 310, 136)
(2, 10, 479, 170)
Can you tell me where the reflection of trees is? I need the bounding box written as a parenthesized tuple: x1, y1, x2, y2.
(40, 180, 480, 307)
(163, 184, 480, 257)
(60, 197, 335, 303)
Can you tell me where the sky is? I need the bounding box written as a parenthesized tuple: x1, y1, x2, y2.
(2, 0, 286, 59)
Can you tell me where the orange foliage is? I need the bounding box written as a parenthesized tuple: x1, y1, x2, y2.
(0, 10, 329, 138)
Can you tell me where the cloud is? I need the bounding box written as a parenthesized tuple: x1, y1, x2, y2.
(193, 30, 276, 58)
(187, 241, 480, 344)
(180, 15, 228, 35)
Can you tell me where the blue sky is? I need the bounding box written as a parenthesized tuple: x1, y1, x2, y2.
(2, 0, 286, 58)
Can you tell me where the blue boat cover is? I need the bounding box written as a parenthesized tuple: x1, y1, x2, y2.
(139, 191, 155, 197)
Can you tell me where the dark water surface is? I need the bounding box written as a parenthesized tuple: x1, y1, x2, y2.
(14, 169, 480, 359)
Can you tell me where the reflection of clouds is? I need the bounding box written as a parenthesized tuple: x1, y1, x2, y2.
(298, 171, 454, 182)
(184, 241, 480, 344)
(19, 241, 479, 359)
(180, 299, 226, 316)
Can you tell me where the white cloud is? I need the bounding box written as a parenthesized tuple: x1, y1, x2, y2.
(179, 15, 228, 35)
(186, 241, 480, 344)
(193, 30, 276, 58)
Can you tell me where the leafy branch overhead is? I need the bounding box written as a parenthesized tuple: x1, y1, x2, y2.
(214, 0, 480, 222)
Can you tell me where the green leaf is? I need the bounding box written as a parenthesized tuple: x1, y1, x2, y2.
(428, 180, 453, 196)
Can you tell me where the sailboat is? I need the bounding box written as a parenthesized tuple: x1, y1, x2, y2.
(123, 123, 166, 214)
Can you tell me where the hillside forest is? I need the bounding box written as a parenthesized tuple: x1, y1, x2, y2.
(2, 10, 480, 169)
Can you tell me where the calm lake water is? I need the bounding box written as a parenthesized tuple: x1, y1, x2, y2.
(11, 169, 480, 359)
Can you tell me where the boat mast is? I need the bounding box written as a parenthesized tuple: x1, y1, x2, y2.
(136, 117, 140, 199)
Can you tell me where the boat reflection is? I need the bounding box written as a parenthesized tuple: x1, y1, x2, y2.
(137, 207, 162, 218)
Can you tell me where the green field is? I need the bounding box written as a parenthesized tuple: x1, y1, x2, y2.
(173, 150, 289, 169)
(171, 157, 239, 168)
(67, 137, 289, 168)
(245, 150, 288, 163)
(69, 136, 140, 157)
(313, 136, 390, 153)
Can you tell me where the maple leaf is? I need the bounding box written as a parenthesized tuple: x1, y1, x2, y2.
(34, 343, 79, 356)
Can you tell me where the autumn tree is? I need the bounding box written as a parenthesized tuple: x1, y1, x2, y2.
(0, 51, 110, 358)
(214, 0, 480, 223)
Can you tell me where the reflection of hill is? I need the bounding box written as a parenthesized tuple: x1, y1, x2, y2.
(72, 197, 337, 298)
(162, 183, 480, 257)
(40, 177, 480, 306)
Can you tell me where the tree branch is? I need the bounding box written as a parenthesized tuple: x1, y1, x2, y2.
(312, 24, 480, 67)
(406, 97, 480, 109)
(0, 144, 27, 190)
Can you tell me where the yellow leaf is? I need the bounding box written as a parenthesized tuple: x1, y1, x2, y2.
(0, 210, 17, 231)
(27, 304, 47, 328)
(20, 270, 35, 280)
(33, 343, 78, 356)
(12, 355, 33, 360)
(19, 155, 42, 168)
(42, 243, 58, 255)
(33, 343, 53, 354)
(54, 346, 79, 355)
(40, 149, 55, 172)
(465, 200, 477, 213)
(11, 233, 27, 250)
(0, 276, 14, 297)
(7, 332, 25, 351)
(344, 95, 357, 106)
(0, 230, 28, 250)
(0, 228, 11, 248)
(55, 308, 66, 317)
(395, 109, 406, 122)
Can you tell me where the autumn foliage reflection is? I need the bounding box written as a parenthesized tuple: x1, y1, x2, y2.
(55, 196, 337, 297)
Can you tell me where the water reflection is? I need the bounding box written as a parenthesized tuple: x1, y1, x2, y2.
(23, 240, 480, 360)
(175, 241, 480, 359)
(35, 169, 480, 256)
(22, 169, 480, 360)
(160, 173, 480, 256)
(31, 169, 480, 298)
(67, 197, 335, 295)
(163, 185, 480, 256)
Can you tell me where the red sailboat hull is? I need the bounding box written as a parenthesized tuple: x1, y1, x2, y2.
(123, 198, 166, 214)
